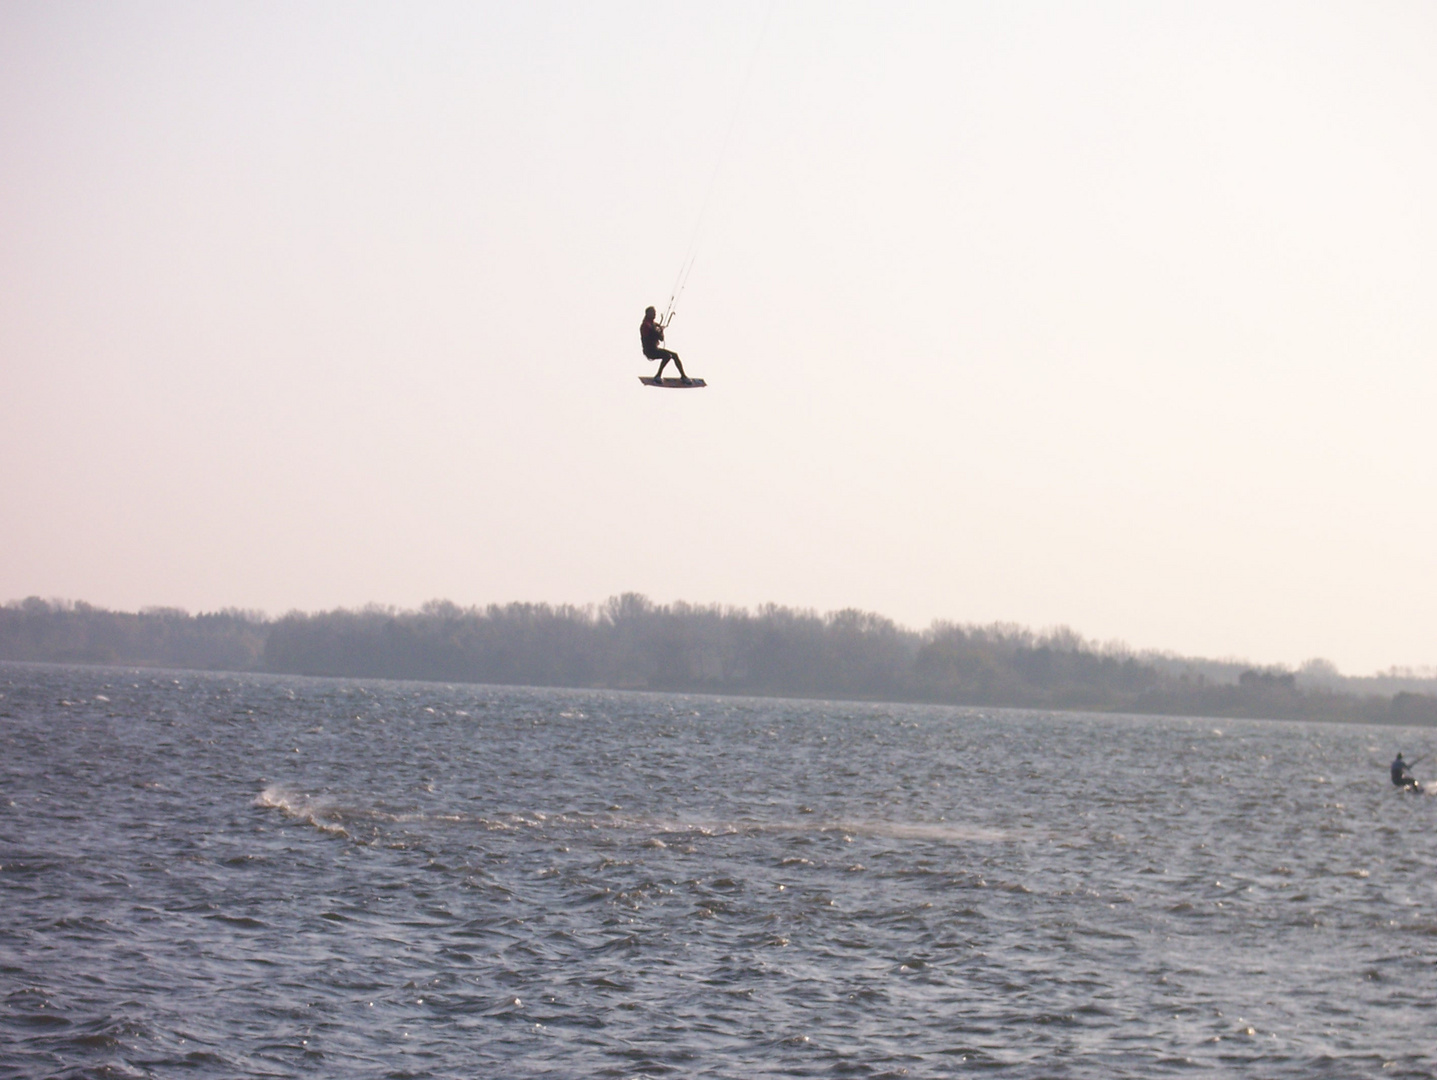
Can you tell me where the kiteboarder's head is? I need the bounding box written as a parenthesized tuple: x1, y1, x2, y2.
(645, 306, 656, 319)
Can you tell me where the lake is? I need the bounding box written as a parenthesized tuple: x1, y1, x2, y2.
(3, 663, 1435, 1077)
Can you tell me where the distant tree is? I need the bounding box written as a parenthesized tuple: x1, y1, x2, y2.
(6, 595, 1436, 727)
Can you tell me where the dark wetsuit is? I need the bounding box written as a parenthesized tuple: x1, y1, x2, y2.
(1391, 756, 1419, 789)
(640, 314, 685, 380)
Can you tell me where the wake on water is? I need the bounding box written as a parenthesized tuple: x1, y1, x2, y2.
(253, 785, 354, 838)
(255, 783, 1017, 849)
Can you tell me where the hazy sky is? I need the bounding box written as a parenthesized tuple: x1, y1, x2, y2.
(3, 1, 1435, 673)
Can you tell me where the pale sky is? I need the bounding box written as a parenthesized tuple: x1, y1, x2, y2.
(3, 1, 1435, 673)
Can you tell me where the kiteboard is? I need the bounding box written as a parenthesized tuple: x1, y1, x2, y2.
(640, 376, 706, 389)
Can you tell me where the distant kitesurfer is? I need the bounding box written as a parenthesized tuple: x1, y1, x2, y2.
(1391, 752, 1420, 790)
(641, 306, 689, 382)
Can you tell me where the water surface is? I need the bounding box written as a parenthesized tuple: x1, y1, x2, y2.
(3, 663, 1435, 1077)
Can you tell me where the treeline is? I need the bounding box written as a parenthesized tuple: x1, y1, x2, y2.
(3, 595, 1436, 725)
(0, 598, 266, 671)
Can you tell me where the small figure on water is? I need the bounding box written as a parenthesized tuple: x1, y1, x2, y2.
(640, 306, 689, 383)
(1391, 752, 1421, 791)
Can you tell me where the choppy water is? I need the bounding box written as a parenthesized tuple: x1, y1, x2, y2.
(2, 663, 1436, 1078)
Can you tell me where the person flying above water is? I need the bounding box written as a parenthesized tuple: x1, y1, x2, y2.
(1391, 752, 1420, 790)
(640, 306, 689, 383)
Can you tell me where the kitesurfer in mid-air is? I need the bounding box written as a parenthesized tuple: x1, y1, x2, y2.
(641, 306, 689, 383)
(1391, 752, 1421, 790)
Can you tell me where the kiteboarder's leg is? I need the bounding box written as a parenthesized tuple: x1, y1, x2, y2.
(653, 348, 684, 380)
